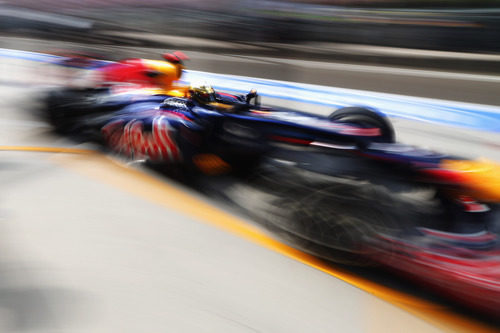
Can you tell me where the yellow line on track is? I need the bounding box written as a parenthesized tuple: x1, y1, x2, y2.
(44, 150, 498, 333)
(0, 145, 95, 154)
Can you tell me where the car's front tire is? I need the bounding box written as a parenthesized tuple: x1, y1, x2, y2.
(329, 107, 395, 143)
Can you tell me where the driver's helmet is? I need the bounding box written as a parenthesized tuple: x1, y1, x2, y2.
(189, 84, 216, 105)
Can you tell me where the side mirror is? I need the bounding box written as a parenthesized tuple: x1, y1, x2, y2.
(246, 89, 260, 106)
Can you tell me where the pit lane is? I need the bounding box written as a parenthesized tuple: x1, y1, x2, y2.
(0, 46, 499, 332)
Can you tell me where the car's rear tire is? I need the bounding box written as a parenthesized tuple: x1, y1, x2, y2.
(45, 88, 108, 134)
(45, 89, 77, 133)
(329, 107, 395, 143)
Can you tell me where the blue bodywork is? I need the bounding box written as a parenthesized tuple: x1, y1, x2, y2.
(47, 87, 460, 175)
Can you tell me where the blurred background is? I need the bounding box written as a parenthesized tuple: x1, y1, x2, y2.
(1, 0, 500, 57)
(1, 1, 500, 332)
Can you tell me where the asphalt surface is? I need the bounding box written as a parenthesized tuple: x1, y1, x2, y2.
(1, 42, 500, 331)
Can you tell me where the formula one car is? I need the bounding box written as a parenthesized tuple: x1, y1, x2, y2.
(43, 81, 500, 237)
(42, 54, 500, 318)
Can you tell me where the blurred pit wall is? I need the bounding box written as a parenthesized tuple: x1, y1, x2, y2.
(1, 0, 500, 53)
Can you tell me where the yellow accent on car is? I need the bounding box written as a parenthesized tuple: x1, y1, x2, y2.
(143, 59, 183, 89)
(192, 154, 232, 175)
(441, 159, 500, 202)
(123, 85, 188, 97)
(165, 86, 190, 98)
(139, 87, 170, 95)
(207, 102, 234, 111)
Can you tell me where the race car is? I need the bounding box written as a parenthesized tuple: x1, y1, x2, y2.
(42, 54, 500, 318)
(43, 81, 500, 225)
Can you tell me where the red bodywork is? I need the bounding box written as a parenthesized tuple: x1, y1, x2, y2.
(366, 230, 500, 317)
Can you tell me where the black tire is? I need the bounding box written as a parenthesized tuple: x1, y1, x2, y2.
(329, 107, 395, 143)
(45, 88, 107, 133)
(45, 89, 78, 133)
(217, 163, 439, 265)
